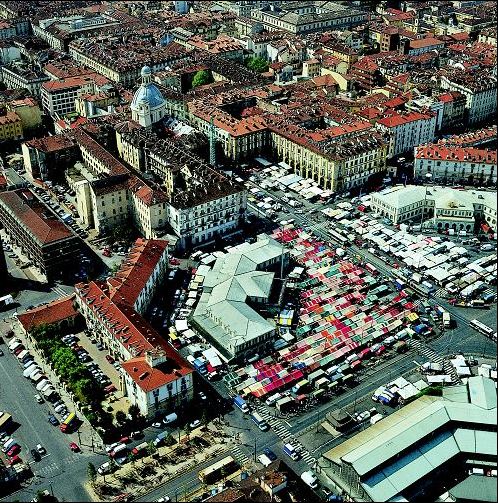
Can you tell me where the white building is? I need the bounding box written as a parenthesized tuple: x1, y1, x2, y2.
(41, 76, 97, 117)
(414, 144, 497, 185)
(131, 66, 168, 128)
(192, 234, 289, 361)
(440, 72, 497, 125)
(376, 111, 437, 157)
(370, 185, 497, 234)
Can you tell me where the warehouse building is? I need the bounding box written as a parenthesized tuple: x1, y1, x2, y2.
(322, 376, 497, 502)
(191, 234, 289, 362)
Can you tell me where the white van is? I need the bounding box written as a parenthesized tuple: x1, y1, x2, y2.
(9, 341, 22, 353)
(36, 379, 50, 391)
(265, 393, 282, 407)
(98, 462, 113, 475)
(110, 443, 127, 457)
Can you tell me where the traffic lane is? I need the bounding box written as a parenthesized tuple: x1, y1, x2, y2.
(136, 451, 238, 502)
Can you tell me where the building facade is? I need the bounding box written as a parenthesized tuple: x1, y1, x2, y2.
(0, 189, 80, 281)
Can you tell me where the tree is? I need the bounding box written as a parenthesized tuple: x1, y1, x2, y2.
(146, 441, 157, 456)
(201, 410, 209, 429)
(245, 56, 269, 73)
(192, 70, 212, 88)
(183, 422, 192, 440)
(115, 410, 127, 425)
(87, 462, 97, 483)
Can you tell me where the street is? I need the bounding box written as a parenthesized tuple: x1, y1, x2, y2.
(0, 344, 105, 503)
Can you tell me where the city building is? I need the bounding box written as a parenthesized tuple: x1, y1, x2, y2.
(0, 109, 22, 141)
(250, 2, 367, 35)
(370, 185, 497, 234)
(191, 234, 289, 362)
(0, 232, 7, 289)
(440, 71, 497, 126)
(406, 36, 445, 56)
(40, 75, 105, 117)
(323, 376, 497, 502)
(16, 294, 80, 334)
(414, 143, 497, 185)
(376, 110, 437, 157)
(75, 238, 193, 419)
(21, 134, 79, 181)
(0, 189, 80, 281)
(6, 97, 42, 132)
(1, 63, 50, 98)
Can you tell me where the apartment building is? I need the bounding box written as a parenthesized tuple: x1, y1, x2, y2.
(41, 75, 101, 117)
(0, 110, 22, 141)
(376, 110, 437, 157)
(406, 37, 445, 56)
(74, 238, 193, 419)
(0, 20, 15, 39)
(0, 189, 80, 281)
(22, 134, 79, 181)
(414, 144, 497, 185)
(440, 71, 497, 126)
(1, 63, 50, 98)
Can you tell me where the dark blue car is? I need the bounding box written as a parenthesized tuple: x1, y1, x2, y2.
(263, 448, 277, 461)
(48, 414, 59, 426)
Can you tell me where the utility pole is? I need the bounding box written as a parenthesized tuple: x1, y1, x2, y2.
(253, 437, 257, 462)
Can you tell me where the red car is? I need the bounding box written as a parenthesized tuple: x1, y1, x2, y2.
(169, 257, 180, 266)
(358, 348, 372, 359)
(14, 347, 24, 356)
(69, 442, 80, 452)
(392, 263, 399, 269)
(9, 455, 21, 465)
(7, 444, 21, 457)
(104, 384, 117, 394)
(119, 436, 130, 444)
(375, 345, 386, 356)
(105, 354, 115, 364)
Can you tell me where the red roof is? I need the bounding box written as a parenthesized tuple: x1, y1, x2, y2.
(121, 352, 192, 392)
(377, 110, 433, 128)
(107, 238, 168, 307)
(17, 295, 78, 332)
(415, 144, 496, 164)
(409, 37, 444, 50)
(0, 189, 75, 245)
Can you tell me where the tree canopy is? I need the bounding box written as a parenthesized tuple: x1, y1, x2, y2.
(245, 56, 269, 73)
(192, 70, 213, 88)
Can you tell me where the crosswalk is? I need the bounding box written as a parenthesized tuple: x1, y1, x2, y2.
(434, 288, 447, 299)
(231, 444, 250, 466)
(34, 460, 61, 477)
(409, 339, 460, 384)
(252, 404, 317, 467)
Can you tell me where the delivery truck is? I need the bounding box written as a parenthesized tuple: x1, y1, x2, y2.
(233, 395, 250, 413)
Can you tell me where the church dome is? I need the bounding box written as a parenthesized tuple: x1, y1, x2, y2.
(141, 65, 152, 77)
(131, 82, 165, 109)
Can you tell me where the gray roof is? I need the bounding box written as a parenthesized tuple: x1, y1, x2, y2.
(324, 377, 497, 502)
(192, 234, 288, 359)
(449, 475, 497, 503)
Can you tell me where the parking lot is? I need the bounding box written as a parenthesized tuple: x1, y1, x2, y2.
(0, 334, 103, 502)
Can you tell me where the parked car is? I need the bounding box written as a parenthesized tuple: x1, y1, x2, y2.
(9, 455, 21, 465)
(263, 448, 277, 461)
(105, 355, 115, 364)
(31, 449, 41, 462)
(48, 414, 59, 426)
(69, 442, 80, 452)
(189, 419, 201, 429)
(34, 394, 44, 404)
(7, 444, 21, 457)
(36, 444, 46, 455)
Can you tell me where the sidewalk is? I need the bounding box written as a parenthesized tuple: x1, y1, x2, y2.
(1, 316, 103, 450)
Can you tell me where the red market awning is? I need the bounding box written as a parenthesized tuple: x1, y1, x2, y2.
(357, 205, 366, 212)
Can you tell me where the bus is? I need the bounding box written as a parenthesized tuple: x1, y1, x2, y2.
(469, 319, 495, 340)
(198, 456, 238, 484)
(60, 412, 77, 433)
(365, 263, 379, 276)
(250, 412, 269, 431)
(328, 229, 348, 246)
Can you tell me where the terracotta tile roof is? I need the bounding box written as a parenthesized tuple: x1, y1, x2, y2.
(121, 352, 192, 392)
(415, 144, 496, 164)
(107, 238, 168, 307)
(26, 134, 76, 153)
(0, 189, 75, 245)
(377, 110, 433, 128)
(409, 37, 444, 49)
(42, 75, 96, 92)
(17, 294, 78, 332)
(0, 111, 21, 125)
